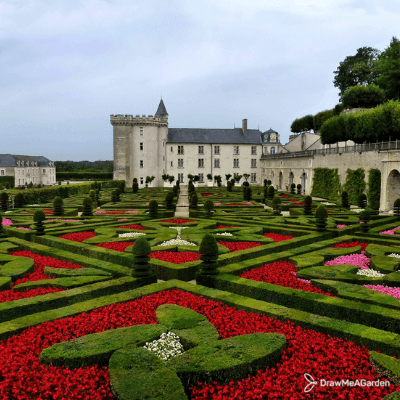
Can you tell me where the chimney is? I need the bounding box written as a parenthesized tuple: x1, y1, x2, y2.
(242, 118, 247, 133)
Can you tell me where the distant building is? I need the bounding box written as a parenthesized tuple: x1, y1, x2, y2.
(111, 99, 284, 187)
(0, 154, 56, 186)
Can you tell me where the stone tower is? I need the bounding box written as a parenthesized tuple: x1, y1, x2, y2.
(111, 99, 168, 188)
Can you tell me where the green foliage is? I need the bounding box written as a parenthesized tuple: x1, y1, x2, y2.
(149, 200, 158, 219)
(272, 196, 281, 215)
(320, 113, 348, 144)
(131, 237, 154, 278)
(342, 84, 385, 108)
(311, 168, 341, 201)
(291, 115, 314, 133)
(290, 183, 296, 194)
(333, 46, 380, 100)
(375, 37, 400, 101)
(0, 192, 8, 211)
(14, 193, 24, 208)
(227, 181, 233, 192)
(81, 197, 93, 217)
(132, 181, 139, 193)
(267, 185, 275, 200)
(368, 169, 381, 210)
(225, 174, 232, 181)
(204, 199, 214, 216)
(198, 233, 219, 275)
(132, 237, 151, 257)
(33, 210, 45, 222)
(359, 209, 371, 232)
(243, 187, 252, 201)
(357, 193, 367, 209)
(315, 205, 328, 231)
(313, 109, 335, 131)
(304, 195, 312, 215)
(168, 175, 175, 184)
(165, 192, 174, 210)
(207, 174, 213, 181)
(343, 168, 366, 205)
(394, 199, 400, 216)
(162, 174, 169, 182)
(190, 193, 198, 209)
(341, 191, 349, 208)
(0, 176, 14, 189)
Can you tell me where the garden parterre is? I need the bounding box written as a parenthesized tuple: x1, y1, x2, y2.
(0, 183, 399, 399)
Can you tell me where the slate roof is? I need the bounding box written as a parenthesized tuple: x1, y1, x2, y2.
(167, 128, 263, 144)
(0, 154, 52, 167)
(155, 99, 168, 116)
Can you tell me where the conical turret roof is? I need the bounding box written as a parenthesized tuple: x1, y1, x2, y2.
(155, 99, 168, 116)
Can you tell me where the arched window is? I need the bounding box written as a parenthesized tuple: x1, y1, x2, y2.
(271, 147, 275, 154)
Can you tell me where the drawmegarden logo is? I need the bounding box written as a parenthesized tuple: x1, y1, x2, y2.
(303, 373, 390, 393)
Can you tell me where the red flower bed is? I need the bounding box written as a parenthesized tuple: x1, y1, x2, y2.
(264, 232, 295, 242)
(160, 219, 197, 224)
(149, 251, 200, 263)
(118, 224, 147, 230)
(43, 209, 53, 215)
(201, 193, 213, 197)
(59, 231, 96, 242)
(280, 194, 291, 198)
(240, 260, 335, 296)
(291, 202, 306, 206)
(216, 225, 237, 229)
(218, 241, 262, 252)
(330, 241, 369, 252)
(0, 251, 84, 303)
(96, 242, 134, 252)
(0, 289, 393, 399)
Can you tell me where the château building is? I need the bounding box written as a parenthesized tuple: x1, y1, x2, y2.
(111, 99, 284, 188)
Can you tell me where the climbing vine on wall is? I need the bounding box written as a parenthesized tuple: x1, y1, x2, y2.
(368, 169, 381, 210)
(343, 168, 366, 205)
(311, 168, 341, 201)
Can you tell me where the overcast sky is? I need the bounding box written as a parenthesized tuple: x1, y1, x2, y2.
(1, 0, 398, 161)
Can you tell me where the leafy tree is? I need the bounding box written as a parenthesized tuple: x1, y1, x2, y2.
(342, 84, 385, 108)
(333, 47, 380, 100)
(375, 37, 400, 101)
(290, 115, 314, 133)
(243, 173, 250, 182)
(313, 109, 335, 132)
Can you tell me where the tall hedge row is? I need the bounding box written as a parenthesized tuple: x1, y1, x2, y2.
(310, 168, 341, 201)
(0, 177, 15, 188)
(56, 172, 113, 181)
(368, 169, 381, 210)
(320, 100, 400, 144)
(343, 168, 366, 205)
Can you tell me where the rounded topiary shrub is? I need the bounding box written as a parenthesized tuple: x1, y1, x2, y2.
(198, 233, 219, 275)
(244, 187, 252, 201)
(296, 184, 302, 195)
(394, 199, 400, 217)
(132, 181, 139, 194)
(263, 186, 268, 201)
(33, 210, 46, 236)
(264, 179, 268, 187)
(204, 199, 214, 217)
(227, 181, 233, 192)
(190, 193, 198, 210)
(176, 180, 180, 188)
(165, 192, 174, 210)
(131, 237, 153, 278)
(315, 205, 328, 231)
(89, 189, 96, 203)
(53, 196, 64, 216)
(14, 193, 24, 208)
(304, 195, 313, 215)
(341, 191, 349, 208)
(149, 200, 158, 219)
(243, 181, 250, 187)
(0, 192, 8, 212)
(267, 185, 275, 200)
(81, 197, 93, 217)
(357, 193, 367, 209)
(95, 189, 100, 206)
(290, 183, 296, 194)
(272, 196, 281, 216)
(359, 208, 371, 232)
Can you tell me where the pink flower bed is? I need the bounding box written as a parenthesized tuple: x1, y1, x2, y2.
(337, 224, 348, 229)
(380, 226, 400, 235)
(1, 218, 12, 226)
(324, 254, 371, 270)
(364, 285, 400, 301)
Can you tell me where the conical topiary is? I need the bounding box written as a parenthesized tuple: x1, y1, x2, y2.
(244, 187, 252, 201)
(394, 199, 400, 217)
(267, 185, 275, 200)
(149, 200, 158, 219)
(95, 189, 100, 207)
(132, 180, 139, 194)
(111, 189, 119, 203)
(341, 191, 349, 208)
(204, 199, 214, 217)
(297, 184, 302, 195)
(131, 237, 154, 278)
(53, 196, 64, 216)
(190, 193, 198, 210)
(198, 233, 219, 275)
(359, 209, 371, 233)
(14, 193, 24, 208)
(357, 193, 367, 209)
(89, 190, 96, 206)
(33, 210, 46, 236)
(290, 183, 296, 194)
(315, 205, 328, 231)
(263, 186, 268, 202)
(227, 181, 233, 192)
(81, 197, 93, 217)
(304, 195, 313, 215)
(165, 192, 174, 210)
(0, 192, 8, 212)
(272, 196, 281, 216)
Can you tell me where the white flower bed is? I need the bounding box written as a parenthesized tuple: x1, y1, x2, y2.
(118, 232, 146, 238)
(143, 332, 184, 361)
(356, 269, 386, 278)
(388, 253, 400, 259)
(216, 232, 233, 236)
(321, 202, 335, 205)
(158, 239, 196, 246)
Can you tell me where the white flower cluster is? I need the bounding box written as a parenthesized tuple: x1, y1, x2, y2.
(321, 202, 335, 205)
(356, 269, 386, 277)
(158, 226, 196, 246)
(351, 208, 363, 213)
(216, 232, 233, 236)
(143, 332, 184, 361)
(118, 232, 146, 238)
(388, 253, 400, 258)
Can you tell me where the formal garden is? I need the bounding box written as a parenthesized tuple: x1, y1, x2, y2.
(0, 180, 400, 399)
